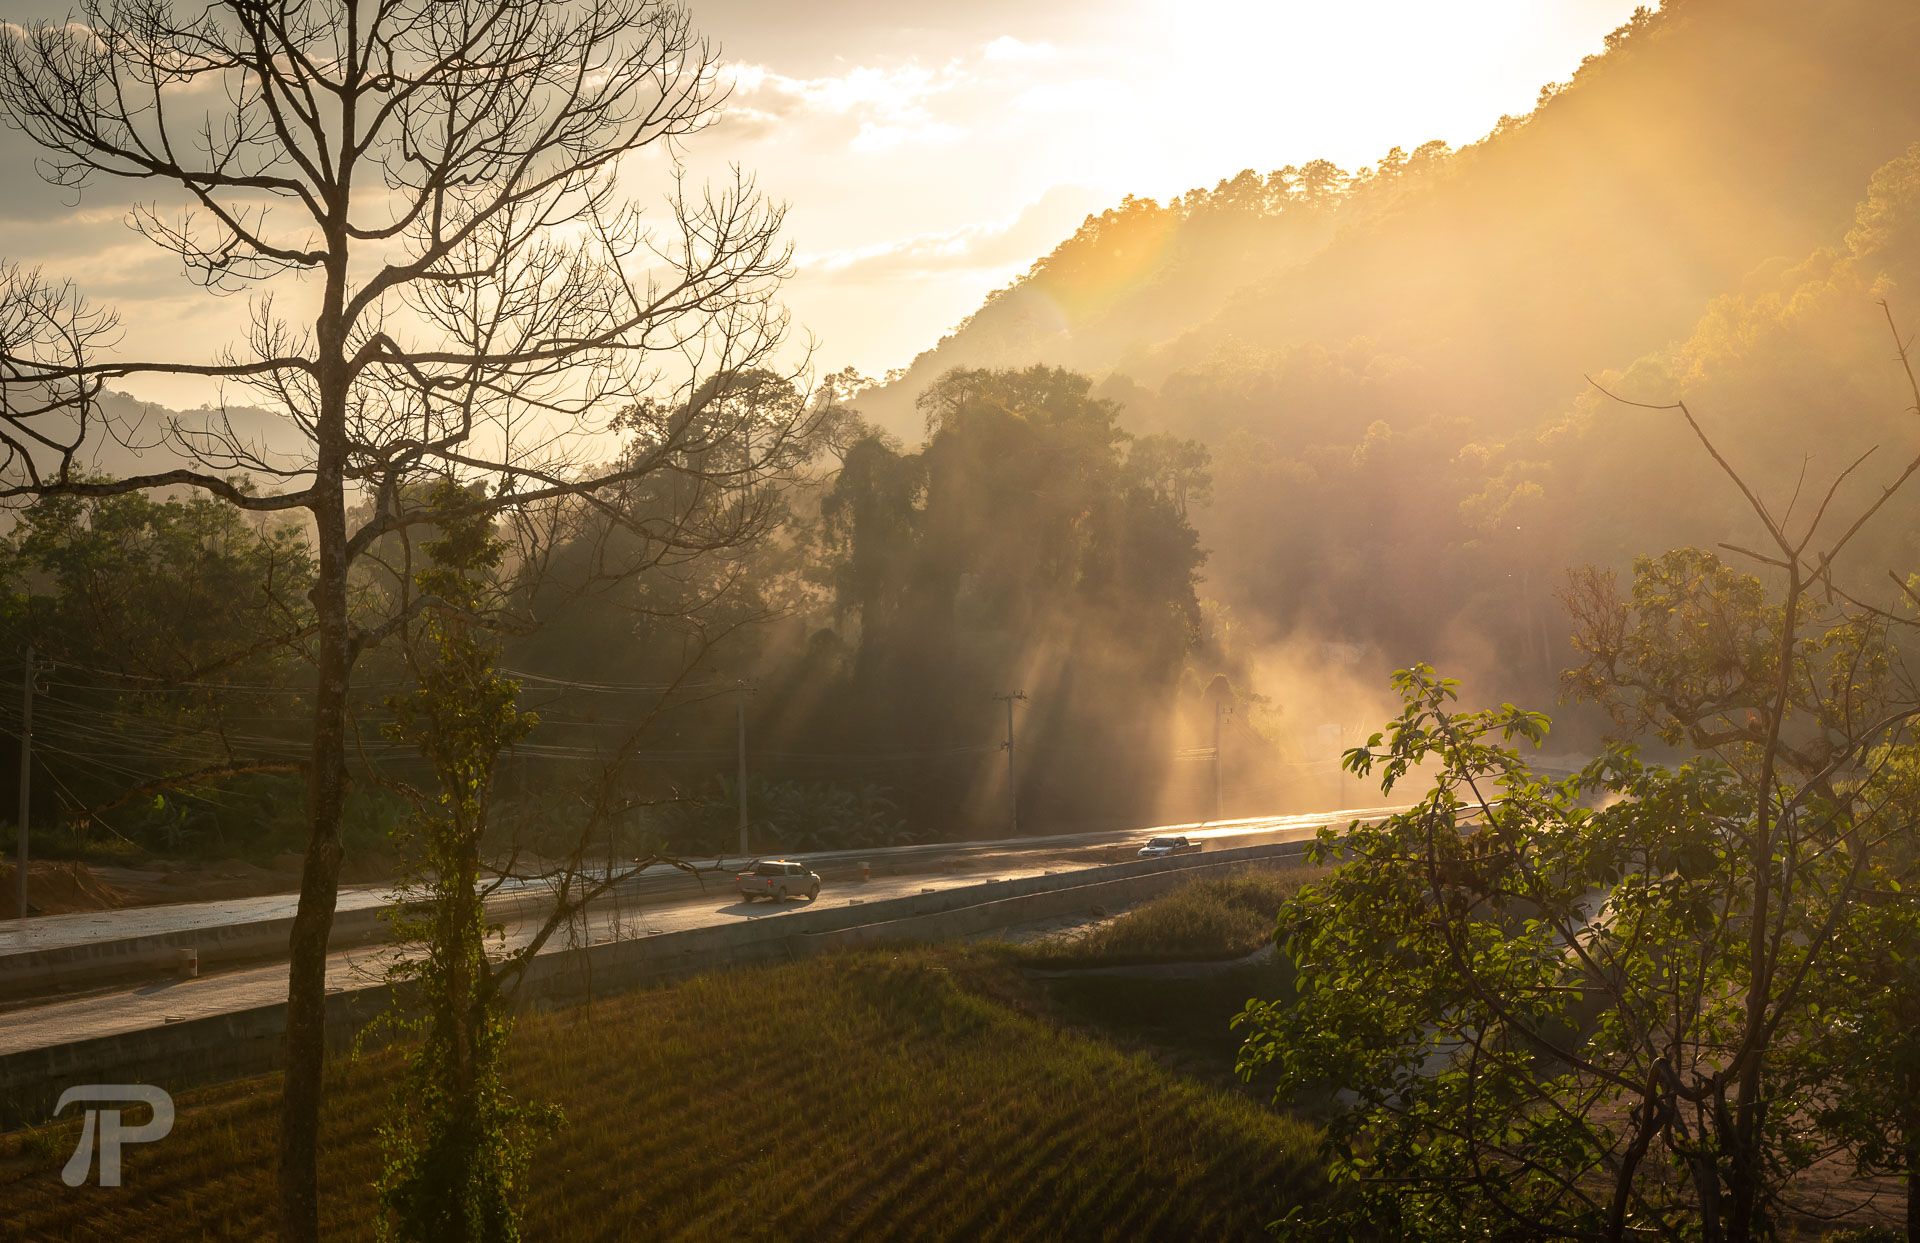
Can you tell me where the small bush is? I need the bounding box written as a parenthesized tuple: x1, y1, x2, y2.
(1027, 865, 1319, 967)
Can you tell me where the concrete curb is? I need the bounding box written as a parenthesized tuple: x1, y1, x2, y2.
(0, 881, 598, 998)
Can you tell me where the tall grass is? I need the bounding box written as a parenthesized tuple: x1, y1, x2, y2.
(1024, 865, 1318, 968)
(0, 947, 1322, 1240)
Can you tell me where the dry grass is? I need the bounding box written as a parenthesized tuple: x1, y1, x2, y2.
(0, 947, 1322, 1240)
(1024, 865, 1319, 968)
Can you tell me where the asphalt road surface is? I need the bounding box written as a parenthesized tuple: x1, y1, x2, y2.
(0, 804, 1404, 1057)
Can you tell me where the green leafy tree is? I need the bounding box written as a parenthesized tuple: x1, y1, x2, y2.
(0, 490, 315, 850)
(1779, 758, 1920, 1238)
(1240, 668, 1758, 1237)
(1240, 327, 1920, 1240)
(378, 479, 547, 1242)
(812, 365, 1209, 827)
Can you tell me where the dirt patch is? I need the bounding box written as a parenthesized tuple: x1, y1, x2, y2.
(968, 907, 1124, 946)
(0, 860, 133, 917)
(88, 858, 302, 907)
(85, 849, 411, 909)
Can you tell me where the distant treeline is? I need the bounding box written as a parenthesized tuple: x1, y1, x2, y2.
(0, 364, 1242, 863)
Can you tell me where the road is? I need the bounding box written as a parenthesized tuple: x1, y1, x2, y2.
(0, 804, 1398, 1058)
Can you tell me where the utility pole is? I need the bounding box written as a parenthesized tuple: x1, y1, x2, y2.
(1203, 674, 1232, 827)
(15, 646, 41, 922)
(736, 680, 751, 858)
(734, 412, 757, 862)
(994, 691, 1026, 837)
(1211, 697, 1224, 823)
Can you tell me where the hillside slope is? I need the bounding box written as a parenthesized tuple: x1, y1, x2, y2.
(859, 0, 1920, 440)
(836, 0, 1920, 730)
(0, 949, 1323, 1239)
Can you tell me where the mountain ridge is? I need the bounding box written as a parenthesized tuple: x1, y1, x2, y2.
(855, 0, 1920, 443)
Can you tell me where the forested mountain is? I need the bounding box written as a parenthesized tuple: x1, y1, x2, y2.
(848, 0, 1920, 720)
(865, 0, 1920, 436)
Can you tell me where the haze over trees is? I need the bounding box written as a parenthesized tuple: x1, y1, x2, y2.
(17, 0, 1920, 864)
(4, 0, 1920, 1237)
(853, 0, 1920, 718)
(1242, 410, 1920, 1234)
(804, 366, 1208, 827)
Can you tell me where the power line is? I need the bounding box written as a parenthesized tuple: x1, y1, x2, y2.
(498, 667, 737, 694)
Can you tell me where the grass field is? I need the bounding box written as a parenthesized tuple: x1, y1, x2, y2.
(1023, 864, 1319, 968)
(0, 947, 1322, 1240)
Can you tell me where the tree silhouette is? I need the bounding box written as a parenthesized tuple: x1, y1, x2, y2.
(0, 2, 806, 1235)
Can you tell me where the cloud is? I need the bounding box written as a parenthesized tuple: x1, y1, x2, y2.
(1011, 77, 1129, 116)
(982, 35, 1057, 63)
(851, 118, 964, 154)
(718, 58, 969, 152)
(795, 184, 1105, 285)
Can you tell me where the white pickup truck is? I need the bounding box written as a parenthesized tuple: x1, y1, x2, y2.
(736, 859, 821, 902)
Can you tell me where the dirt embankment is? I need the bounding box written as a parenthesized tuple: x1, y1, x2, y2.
(0, 861, 132, 918)
(0, 854, 329, 916)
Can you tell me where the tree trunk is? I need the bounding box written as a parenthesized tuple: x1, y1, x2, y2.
(450, 817, 478, 1096)
(1688, 1153, 1724, 1243)
(276, 475, 350, 1242)
(278, 261, 353, 1237)
(1907, 1154, 1918, 1243)
(453, 826, 480, 1239)
(1605, 1065, 1666, 1241)
(1727, 579, 1801, 1243)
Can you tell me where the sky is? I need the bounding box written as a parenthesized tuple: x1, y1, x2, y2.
(0, 0, 1646, 406)
(683, 0, 1646, 379)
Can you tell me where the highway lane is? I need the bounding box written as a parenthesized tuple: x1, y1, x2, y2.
(0, 804, 1402, 1057)
(0, 804, 1393, 963)
(0, 857, 1080, 1055)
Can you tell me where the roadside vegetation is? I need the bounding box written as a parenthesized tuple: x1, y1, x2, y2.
(1234, 335, 1920, 1236)
(1023, 864, 1318, 968)
(0, 948, 1323, 1240)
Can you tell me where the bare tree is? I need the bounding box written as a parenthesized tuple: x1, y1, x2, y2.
(0, 2, 808, 1235)
(1569, 310, 1920, 1237)
(1238, 309, 1920, 1241)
